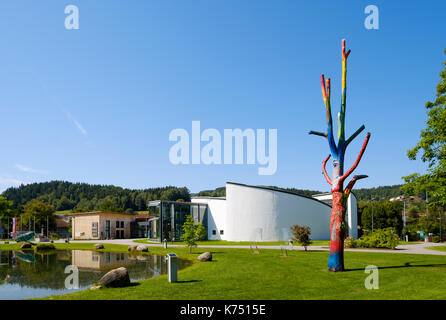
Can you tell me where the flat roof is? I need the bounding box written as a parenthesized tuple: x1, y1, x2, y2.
(148, 200, 209, 206)
(68, 211, 136, 217)
(191, 196, 226, 200)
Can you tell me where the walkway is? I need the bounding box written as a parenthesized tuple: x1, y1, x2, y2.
(42, 239, 446, 256)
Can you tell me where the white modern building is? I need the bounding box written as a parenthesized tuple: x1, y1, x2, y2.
(147, 182, 358, 242)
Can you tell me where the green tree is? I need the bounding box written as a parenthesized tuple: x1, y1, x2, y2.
(290, 225, 312, 251)
(0, 196, 13, 217)
(360, 201, 403, 234)
(402, 48, 446, 207)
(180, 215, 207, 253)
(21, 199, 56, 233)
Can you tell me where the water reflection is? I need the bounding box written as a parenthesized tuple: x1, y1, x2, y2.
(0, 250, 191, 300)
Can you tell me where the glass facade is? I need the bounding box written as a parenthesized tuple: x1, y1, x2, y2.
(147, 201, 208, 242)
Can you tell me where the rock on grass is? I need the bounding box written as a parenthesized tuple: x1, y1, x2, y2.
(98, 267, 131, 288)
(197, 252, 212, 261)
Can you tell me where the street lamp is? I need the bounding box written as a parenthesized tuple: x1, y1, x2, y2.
(370, 196, 374, 233)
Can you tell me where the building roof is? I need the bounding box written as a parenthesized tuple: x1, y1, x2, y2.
(191, 196, 226, 200)
(135, 214, 154, 219)
(56, 218, 69, 228)
(68, 211, 136, 217)
(226, 182, 333, 208)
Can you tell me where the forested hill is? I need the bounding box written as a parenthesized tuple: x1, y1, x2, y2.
(194, 184, 405, 201)
(352, 185, 404, 201)
(1, 181, 190, 212)
(1, 181, 405, 213)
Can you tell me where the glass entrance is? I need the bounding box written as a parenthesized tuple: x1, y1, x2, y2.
(105, 220, 110, 239)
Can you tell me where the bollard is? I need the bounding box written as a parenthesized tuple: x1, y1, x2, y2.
(164, 238, 168, 249)
(166, 253, 178, 283)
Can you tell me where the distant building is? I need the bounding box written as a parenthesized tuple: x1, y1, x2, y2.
(55, 218, 70, 238)
(70, 211, 134, 240)
(147, 182, 358, 242)
(69, 182, 359, 242)
(390, 195, 423, 203)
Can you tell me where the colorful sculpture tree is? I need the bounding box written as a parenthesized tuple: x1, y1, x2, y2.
(309, 39, 371, 272)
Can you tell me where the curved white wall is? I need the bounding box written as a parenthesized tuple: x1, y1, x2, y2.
(225, 183, 332, 241)
(191, 197, 227, 240)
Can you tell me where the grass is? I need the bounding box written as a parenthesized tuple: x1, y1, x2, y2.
(427, 246, 446, 252)
(133, 239, 331, 246)
(1, 242, 444, 300)
(1, 243, 441, 300)
(133, 239, 420, 247)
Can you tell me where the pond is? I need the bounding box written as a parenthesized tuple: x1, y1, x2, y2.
(0, 249, 191, 300)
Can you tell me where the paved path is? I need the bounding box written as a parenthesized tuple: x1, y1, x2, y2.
(29, 239, 446, 256)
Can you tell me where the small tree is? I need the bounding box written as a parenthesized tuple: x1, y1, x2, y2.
(181, 215, 207, 253)
(290, 225, 312, 251)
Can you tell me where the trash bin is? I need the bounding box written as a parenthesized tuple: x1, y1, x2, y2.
(166, 253, 178, 283)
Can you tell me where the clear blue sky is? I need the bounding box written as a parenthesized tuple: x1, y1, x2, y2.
(0, 0, 444, 193)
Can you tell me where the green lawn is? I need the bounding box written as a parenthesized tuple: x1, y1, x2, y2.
(427, 246, 446, 252)
(133, 239, 420, 247)
(133, 239, 331, 246)
(2, 242, 444, 300)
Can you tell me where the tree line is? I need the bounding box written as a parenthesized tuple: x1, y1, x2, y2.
(1, 181, 190, 213)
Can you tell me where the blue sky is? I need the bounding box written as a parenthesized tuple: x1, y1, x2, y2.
(0, 0, 444, 193)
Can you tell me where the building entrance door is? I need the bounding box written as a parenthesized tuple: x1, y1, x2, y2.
(105, 220, 110, 239)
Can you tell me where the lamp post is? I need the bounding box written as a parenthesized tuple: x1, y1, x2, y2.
(439, 209, 442, 242)
(370, 196, 374, 233)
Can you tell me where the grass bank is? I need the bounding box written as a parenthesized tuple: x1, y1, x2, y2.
(133, 239, 419, 247)
(427, 246, 446, 252)
(133, 239, 331, 246)
(2, 242, 444, 300)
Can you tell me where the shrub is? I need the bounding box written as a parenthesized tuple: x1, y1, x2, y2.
(35, 243, 56, 251)
(432, 236, 441, 243)
(344, 237, 358, 248)
(51, 233, 60, 240)
(344, 228, 399, 249)
(290, 225, 312, 251)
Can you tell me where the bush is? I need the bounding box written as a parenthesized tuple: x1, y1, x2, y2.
(432, 236, 441, 243)
(344, 237, 357, 248)
(290, 225, 312, 251)
(344, 228, 399, 249)
(51, 233, 60, 240)
(35, 243, 56, 251)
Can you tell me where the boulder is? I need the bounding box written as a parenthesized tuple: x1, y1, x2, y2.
(98, 267, 130, 288)
(94, 244, 104, 250)
(128, 245, 138, 251)
(21, 243, 32, 249)
(90, 285, 102, 291)
(197, 252, 212, 262)
(136, 245, 148, 252)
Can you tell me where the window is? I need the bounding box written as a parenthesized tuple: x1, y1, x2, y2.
(92, 222, 98, 237)
(121, 221, 124, 228)
(220, 230, 224, 235)
(116, 221, 120, 228)
(212, 230, 216, 235)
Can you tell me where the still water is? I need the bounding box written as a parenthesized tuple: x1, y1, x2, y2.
(0, 250, 191, 300)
